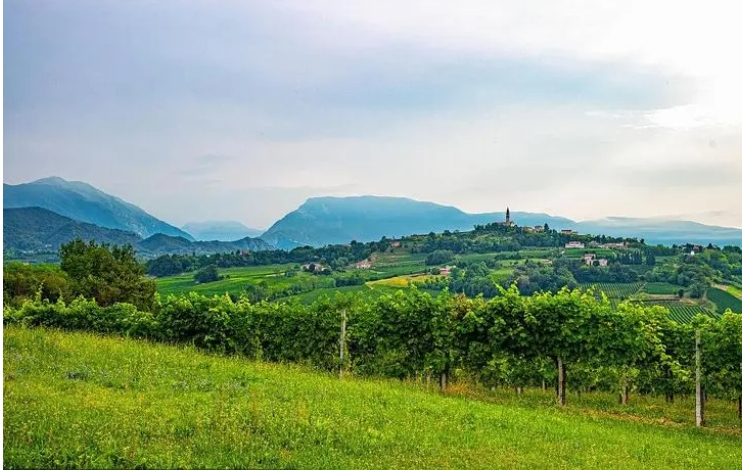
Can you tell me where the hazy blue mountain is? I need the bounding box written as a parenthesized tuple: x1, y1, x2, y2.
(3, 207, 142, 253)
(260, 196, 574, 249)
(3, 177, 193, 240)
(137, 234, 273, 257)
(575, 218, 742, 246)
(182, 221, 263, 241)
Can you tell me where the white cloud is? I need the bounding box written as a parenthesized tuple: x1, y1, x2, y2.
(5, 0, 742, 228)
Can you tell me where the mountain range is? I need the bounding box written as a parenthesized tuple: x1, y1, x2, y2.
(4, 177, 193, 240)
(4, 177, 742, 256)
(182, 221, 264, 241)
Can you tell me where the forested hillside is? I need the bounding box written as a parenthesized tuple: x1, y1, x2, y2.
(3, 207, 142, 254)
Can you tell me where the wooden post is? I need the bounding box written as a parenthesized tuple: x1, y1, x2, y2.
(738, 396, 741, 420)
(557, 356, 566, 406)
(620, 375, 629, 405)
(339, 309, 347, 378)
(439, 371, 447, 392)
(695, 329, 705, 427)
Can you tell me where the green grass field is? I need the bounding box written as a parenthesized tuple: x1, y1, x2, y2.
(643, 282, 682, 295)
(4, 327, 741, 469)
(707, 287, 742, 313)
(490, 268, 514, 284)
(726, 285, 742, 300)
(155, 265, 314, 296)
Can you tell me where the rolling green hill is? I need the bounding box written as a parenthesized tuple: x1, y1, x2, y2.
(5, 327, 741, 469)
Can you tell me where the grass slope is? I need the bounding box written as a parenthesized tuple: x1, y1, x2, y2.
(4, 327, 741, 469)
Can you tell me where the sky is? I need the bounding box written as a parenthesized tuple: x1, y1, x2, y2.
(4, 0, 742, 229)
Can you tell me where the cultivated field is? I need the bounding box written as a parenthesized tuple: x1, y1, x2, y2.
(4, 327, 741, 469)
(707, 287, 742, 313)
(155, 264, 313, 296)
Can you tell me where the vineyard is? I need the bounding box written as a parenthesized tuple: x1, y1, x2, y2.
(663, 303, 716, 323)
(707, 287, 742, 313)
(585, 282, 643, 299)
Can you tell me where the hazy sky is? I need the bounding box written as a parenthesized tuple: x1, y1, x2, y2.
(5, 0, 742, 229)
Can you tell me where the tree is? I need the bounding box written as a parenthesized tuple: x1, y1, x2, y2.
(194, 265, 221, 284)
(59, 239, 155, 310)
(525, 287, 607, 405)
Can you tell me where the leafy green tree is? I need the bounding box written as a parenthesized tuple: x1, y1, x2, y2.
(59, 239, 155, 310)
(425, 250, 454, 266)
(194, 265, 221, 284)
(3, 263, 71, 306)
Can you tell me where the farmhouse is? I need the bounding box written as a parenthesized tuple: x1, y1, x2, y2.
(390, 241, 401, 248)
(301, 263, 324, 271)
(583, 253, 596, 264)
(598, 258, 609, 267)
(599, 242, 627, 249)
(355, 259, 372, 269)
(561, 229, 577, 235)
(534, 225, 545, 232)
(439, 266, 454, 275)
(565, 241, 585, 249)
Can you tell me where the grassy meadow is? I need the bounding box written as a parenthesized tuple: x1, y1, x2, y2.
(4, 327, 742, 469)
(155, 264, 313, 296)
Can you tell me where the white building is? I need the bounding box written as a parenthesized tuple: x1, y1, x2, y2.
(565, 241, 585, 249)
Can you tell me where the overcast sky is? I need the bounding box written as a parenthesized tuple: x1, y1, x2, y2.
(5, 0, 742, 229)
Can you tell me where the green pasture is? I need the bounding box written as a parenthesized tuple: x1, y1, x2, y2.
(4, 327, 741, 469)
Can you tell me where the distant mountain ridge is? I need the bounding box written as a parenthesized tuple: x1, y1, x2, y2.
(182, 221, 263, 241)
(575, 217, 742, 246)
(4, 177, 193, 240)
(262, 196, 742, 248)
(5, 177, 742, 252)
(3, 207, 273, 259)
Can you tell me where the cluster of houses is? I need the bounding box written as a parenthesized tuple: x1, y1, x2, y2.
(565, 241, 629, 250)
